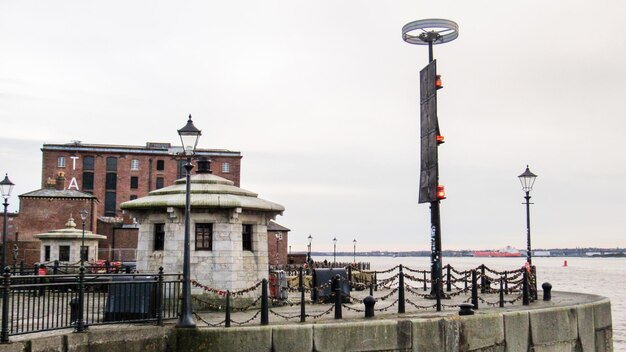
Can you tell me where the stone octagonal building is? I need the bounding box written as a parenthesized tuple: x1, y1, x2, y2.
(120, 161, 284, 293)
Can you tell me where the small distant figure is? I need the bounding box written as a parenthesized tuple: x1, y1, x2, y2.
(323, 259, 328, 267)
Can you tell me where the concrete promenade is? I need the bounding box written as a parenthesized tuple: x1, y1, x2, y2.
(0, 289, 613, 352)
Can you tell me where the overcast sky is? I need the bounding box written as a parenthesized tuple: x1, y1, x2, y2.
(1, 1, 625, 252)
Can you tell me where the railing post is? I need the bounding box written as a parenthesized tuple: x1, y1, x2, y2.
(261, 279, 269, 325)
(225, 291, 231, 328)
(480, 265, 486, 294)
(435, 278, 441, 312)
(156, 267, 164, 326)
(444, 265, 450, 292)
(53, 260, 59, 275)
(299, 267, 305, 323)
(374, 272, 378, 292)
(522, 270, 529, 306)
(347, 266, 352, 282)
(369, 281, 374, 296)
(471, 269, 478, 310)
(333, 275, 342, 319)
(423, 271, 427, 291)
(504, 272, 508, 295)
(397, 265, 405, 314)
(76, 265, 86, 332)
(464, 271, 468, 290)
(499, 276, 504, 308)
(1, 267, 11, 343)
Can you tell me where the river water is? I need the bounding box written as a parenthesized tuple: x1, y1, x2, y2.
(318, 255, 625, 351)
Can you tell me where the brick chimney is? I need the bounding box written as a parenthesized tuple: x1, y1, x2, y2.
(45, 177, 56, 189)
(55, 172, 66, 191)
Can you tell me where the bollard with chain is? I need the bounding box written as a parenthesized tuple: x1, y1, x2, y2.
(480, 265, 486, 294)
(471, 269, 478, 310)
(299, 267, 305, 323)
(398, 265, 405, 314)
(261, 279, 269, 325)
(522, 270, 529, 306)
(423, 271, 427, 291)
(364, 296, 375, 318)
(333, 275, 342, 319)
(542, 282, 552, 301)
(225, 291, 231, 328)
(499, 276, 504, 308)
(504, 272, 508, 295)
(446, 264, 452, 292)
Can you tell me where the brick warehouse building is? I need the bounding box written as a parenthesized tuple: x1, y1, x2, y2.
(41, 141, 242, 219)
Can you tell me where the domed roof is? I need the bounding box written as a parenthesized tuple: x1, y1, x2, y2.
(120, 173, 284, 213)
(33, 215, 106, 240)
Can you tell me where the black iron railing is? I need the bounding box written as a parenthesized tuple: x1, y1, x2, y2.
(0, 267, 181, 341)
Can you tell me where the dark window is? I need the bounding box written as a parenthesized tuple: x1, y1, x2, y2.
(177, 160, 185, 179)
(80, 246, 88, 261)
(156, 177, 164, 190)
(154, 223, 165, 251)
(82, 172, 94, 191)
(59, 246, 70, 261)
(195, 223, 213, 250)
(106, 173, 117, 190)
(156, 160, 165, 171)
(130, 195, 137, 200)
(242, 224, 253, 251)
(44, 246, 51, 261)
(105, 192, 116, 216)
(130, 176, 139, 189)
(83, 156, 95, 170)
(106, 157, 117, 172)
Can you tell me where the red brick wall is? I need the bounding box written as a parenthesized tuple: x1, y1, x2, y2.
(41, 149, 242, 219)
(267, 232, 289, 266)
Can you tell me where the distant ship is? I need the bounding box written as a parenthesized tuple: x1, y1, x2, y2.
(473, 246, 522, 257)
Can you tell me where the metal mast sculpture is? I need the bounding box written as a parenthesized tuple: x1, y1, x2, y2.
(402, 19, 458, 297)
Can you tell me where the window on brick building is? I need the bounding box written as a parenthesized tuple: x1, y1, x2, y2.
(222, 162, 230, 173)
(242, 224, 253, 251)
(106, 157, 117, 172)
(177, 160, 185, 179)
(156, 160, 165, 171)
(59, 246, 70, 261)
(131, 159, 139, 170)
(104, 192, 116, 216)
(156, 177, 164, 190)
(106, 173, 117, 189)
(195, 223, 213, 250)
(83, 156, 94, 170)
(57, 157, 66, 168)
(82, 172, 94, 191)
(154, 223, 165, 251)
(130, 195, 137, 200)
(44, 246, 51, 261)
(130, 176, 138, 189)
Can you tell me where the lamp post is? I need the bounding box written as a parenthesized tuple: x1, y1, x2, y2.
(275, 232, 282, 266)
(79, 209, 88, 267)
(177, 114, 201, 329)
(353, 239, 357, 263)
(332, 237, 337, 266)
(0, 174, 15, 271)
(518, 165, 538, 266)
(306, 235, 312, 264)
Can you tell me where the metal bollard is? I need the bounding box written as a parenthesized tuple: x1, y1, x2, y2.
(369, 282, 374, 296)
(471, 270, 478, 310)
(499, 276, 504, 308)
(423, 271, 427, 291)
(446, 265, 452, 292)
(458, 303, 474, 316)
(522, 270, 529, 306)
(397, 265, 405, 314)
(261, 279, 269, 325)
(480, 265, 486, 294)
(225, 291, 231, 328)
(299, 267, 306, 323)
(364, 296, 376, 318)
(333, 275, 342, 319)
(542, 282, 552, 301)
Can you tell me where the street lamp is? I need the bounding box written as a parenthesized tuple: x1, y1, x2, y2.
(177, 114, 201, 329)
(518, 165, 538, 266)
(0, 174, 14, 271)
(79, 209, 88, 267)
(307, 235, 312, 264)
(275, 232, 282, 266)
(353, 239, 357, 263)
(332, 237, 337, 266)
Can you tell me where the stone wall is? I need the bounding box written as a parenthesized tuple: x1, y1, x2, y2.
(3, 294, 612, 352)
